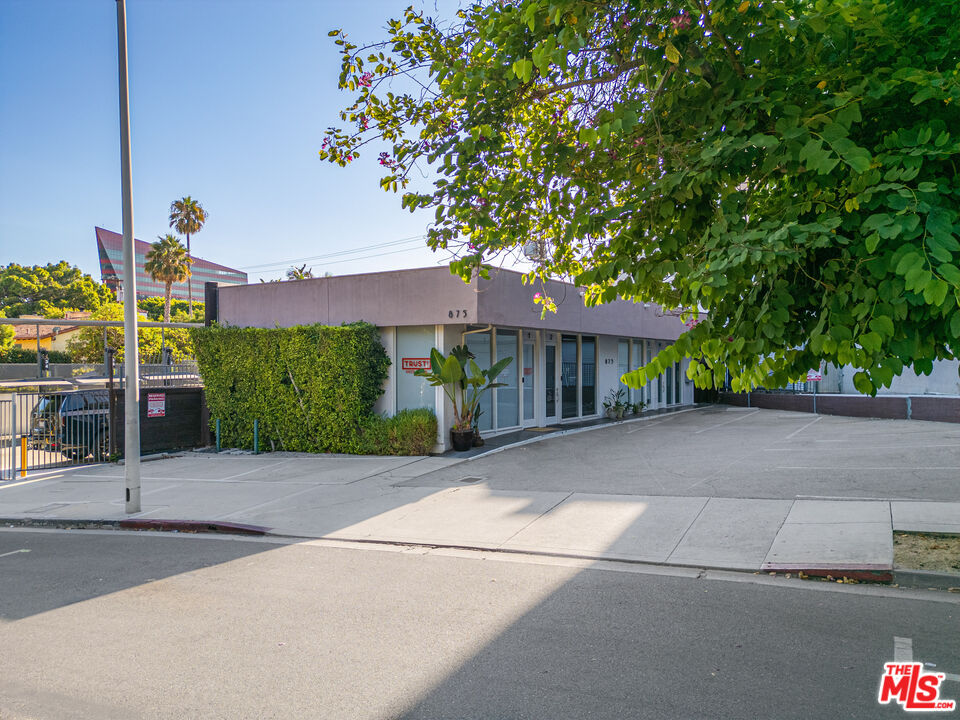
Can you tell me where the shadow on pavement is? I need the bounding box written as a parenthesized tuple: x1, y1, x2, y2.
(0, 530, 274, 621)
(394, 561, 954, 720)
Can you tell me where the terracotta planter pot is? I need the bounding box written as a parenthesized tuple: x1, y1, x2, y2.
(451, 428, 474, 451)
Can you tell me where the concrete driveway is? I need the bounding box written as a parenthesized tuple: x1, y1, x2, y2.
(402, 405, 960, 501)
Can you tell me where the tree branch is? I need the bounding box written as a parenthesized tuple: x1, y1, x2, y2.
(698, 1, 745, 79)
(529, 59, 644, 100)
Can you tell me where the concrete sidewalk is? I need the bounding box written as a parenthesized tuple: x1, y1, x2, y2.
(2, 451, 958, 580)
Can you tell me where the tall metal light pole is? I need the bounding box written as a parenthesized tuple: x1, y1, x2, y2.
(116, 0, 141, 513)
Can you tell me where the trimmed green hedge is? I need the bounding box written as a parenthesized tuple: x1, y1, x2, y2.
(1, 347, 73, 363)
(191, 322, 436, 455)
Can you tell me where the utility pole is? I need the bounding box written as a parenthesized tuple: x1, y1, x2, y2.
(116, 0, 140, 513)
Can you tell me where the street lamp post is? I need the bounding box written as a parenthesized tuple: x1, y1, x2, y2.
(116, 0, 140, 513)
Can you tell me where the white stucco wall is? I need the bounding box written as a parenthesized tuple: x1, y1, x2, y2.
(821, 360, 960, 396)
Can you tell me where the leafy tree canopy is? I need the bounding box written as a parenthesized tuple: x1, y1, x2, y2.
(138, 297, 204, 323)
(0, 309, 14, 353)
(321, 0, 960, 394)
(68, 303, 194, 364)
(0, 262, 113, 318)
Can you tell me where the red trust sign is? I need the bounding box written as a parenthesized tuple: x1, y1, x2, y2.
(401, 358, 431, 373)
(878, 663, 956, 711)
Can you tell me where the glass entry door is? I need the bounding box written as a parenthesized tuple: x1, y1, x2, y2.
(544, 342, 558, 424)
(521, 340, 536, 428)
(561, 335, 579, 419)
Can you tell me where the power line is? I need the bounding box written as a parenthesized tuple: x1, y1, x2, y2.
(255, 244, 442, 278)
(239, 234, 429, 271)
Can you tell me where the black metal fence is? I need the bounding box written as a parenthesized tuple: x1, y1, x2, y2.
(0, 389, 110, 479)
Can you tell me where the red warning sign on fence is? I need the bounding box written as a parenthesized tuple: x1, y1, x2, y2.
(147, 393, 166, 418)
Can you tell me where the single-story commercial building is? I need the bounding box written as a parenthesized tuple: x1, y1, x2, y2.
(214, 267, 693, 451)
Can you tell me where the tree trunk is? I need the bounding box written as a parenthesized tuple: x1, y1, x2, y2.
(186, 233, 193, 314)
(164, 282, 172, 322)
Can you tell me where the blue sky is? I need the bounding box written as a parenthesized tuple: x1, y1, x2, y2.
(0, 0, 459, 283)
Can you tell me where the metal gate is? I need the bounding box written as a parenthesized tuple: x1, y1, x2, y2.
(1, 389, 111, 480)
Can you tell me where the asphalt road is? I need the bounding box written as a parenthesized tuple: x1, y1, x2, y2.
(402, 407, 960, 501)
(1, 529, 957, 719)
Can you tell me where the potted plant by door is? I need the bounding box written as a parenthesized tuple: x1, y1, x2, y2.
(472, 408, 485, 447)
(415, 346, 512, 452)
(603, 388, 627, 420)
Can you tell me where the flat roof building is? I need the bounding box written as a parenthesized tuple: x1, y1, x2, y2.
(215, 266, 693, 451)
(96, 226, 247, 301)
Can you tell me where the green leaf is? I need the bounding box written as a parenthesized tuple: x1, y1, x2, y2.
(799, 138, 823, 168)
(511, 58, 533, 83)
(853, 371, 874, 396)
(939, 265, 960, 286)
(927, 207, 956, 243)
(665, 42, 681, 64)
(950, 312, 960, 338)
(748, 133, 779, 149)
(895, 251, 922, 276)
(865, 232, 881, 253)
(924, 278, 949, 306)
(860, 331, 882, 352)
(869, 316, 894, 337)
(863, 213, 893, 232)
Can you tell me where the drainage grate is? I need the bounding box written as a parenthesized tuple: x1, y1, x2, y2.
(457, 476, 484, 483)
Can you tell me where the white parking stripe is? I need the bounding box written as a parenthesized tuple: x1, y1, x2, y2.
(894, 636, 913, 662)
(893, 636, 960, 682)
(0, 549, 31, 559)
(783, 415, 822, 440)
(692, 409, 759, 434)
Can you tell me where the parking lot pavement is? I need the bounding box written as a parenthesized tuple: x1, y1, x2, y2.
(1, 407, 958, 575)
(399, 406, 960, 501)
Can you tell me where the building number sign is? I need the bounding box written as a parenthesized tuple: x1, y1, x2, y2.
(448, 309, 468, 319)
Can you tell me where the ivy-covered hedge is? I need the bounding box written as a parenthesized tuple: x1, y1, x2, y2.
(191, 322, 435, 455)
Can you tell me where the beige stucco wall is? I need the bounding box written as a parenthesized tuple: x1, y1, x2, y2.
(219, 267, 689, 342)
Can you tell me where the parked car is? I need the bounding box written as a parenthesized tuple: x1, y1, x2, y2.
(29, 391, 110, 461)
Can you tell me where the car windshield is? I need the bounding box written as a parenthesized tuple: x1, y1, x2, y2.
(33, 396, 59, 414)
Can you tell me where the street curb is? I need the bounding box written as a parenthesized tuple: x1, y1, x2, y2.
(893, 568, 960, 591)
(265, 532, 901, 584)
(0, 517, 271, 536)
(0, 519, 917, 585)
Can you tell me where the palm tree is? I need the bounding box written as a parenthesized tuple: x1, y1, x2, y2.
(286, 264, 313, 280)
(144, 235, 192, 322)
(168, 196, 207, 312)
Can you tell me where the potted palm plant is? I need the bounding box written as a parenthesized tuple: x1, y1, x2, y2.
(415, 345, 512, 451)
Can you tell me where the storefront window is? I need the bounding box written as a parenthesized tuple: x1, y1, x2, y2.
(496, 329, 519, 427)
(396, 326, 436, 413)
(545, 344, 557, 418)
(581, 336, 596, 415)
(645, 341, 653, 405)
(618, 340, 630, 399)
(466, 331, 492, 431)
(674, 360, 682, 405)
